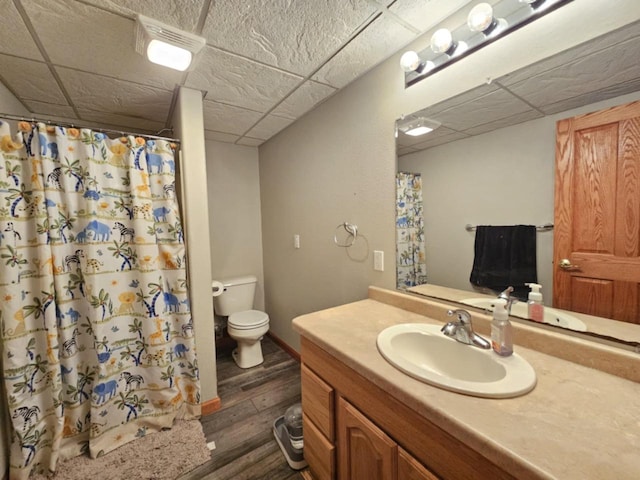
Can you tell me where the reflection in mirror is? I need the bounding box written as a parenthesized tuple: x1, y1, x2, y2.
(395, 21, 640, 347)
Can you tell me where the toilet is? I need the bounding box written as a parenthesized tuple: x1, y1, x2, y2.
(212, 275, 269, 369)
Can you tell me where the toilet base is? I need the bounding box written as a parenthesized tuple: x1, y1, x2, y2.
(232, 341, 264, 369)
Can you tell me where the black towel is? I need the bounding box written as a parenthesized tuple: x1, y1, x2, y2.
(469, 225, 537, 299)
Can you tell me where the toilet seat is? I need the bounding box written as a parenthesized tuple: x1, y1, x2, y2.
(228, 310, 269, 330)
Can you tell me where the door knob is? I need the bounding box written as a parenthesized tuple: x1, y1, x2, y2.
(559, 258, 579, 270)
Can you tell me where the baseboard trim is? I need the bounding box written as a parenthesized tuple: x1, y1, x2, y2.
(201, 397, 221, 416)
(267, 331, 300, 362)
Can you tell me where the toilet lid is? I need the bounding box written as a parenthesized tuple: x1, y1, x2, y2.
(228, 310, 269, 329)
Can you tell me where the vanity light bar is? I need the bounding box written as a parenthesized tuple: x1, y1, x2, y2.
(403, 0, 573, 87)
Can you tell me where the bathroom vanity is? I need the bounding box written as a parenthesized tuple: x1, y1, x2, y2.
(293, 287, 640, 480)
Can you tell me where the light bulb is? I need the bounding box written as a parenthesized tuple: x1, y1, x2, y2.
(468, 3, 494, 32)
(430, 28, 455, 55)
(468, 3, 508, 36)
(399, 51, 422, 72)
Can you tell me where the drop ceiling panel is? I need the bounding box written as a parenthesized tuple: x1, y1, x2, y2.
(389, 0, 475, 32)
(0, 55, 67, 105)
(22, 0, 183, 91)
(56, 68, 173, 121)
(76, 109, 165, 133)
(204, 130, 240, 144)
(397, 146, 420, 157)
(201, 0, 379, 76)
(81, 0, 207, 31)
(539, 77, 640, 115)
(202, 100, 263, 136)
(463, 109, 543, 136)
(0, 2, 43, 60)
(430, 87, 536, 132)
(245, 115, 294, 140)
(499, 21, 640, 87)
(185, 46, 303, 113)
(419, 84, 498, 116)
(236, 137, 265, 147)
(20, 101, 76, 120)
(312, 15, 416, 88)
(271, 81, 336, 120)
(400, 129, 470, 153)
(506, 38, 640, 111)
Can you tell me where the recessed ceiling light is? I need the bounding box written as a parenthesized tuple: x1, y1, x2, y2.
(135, 15, 206, 71)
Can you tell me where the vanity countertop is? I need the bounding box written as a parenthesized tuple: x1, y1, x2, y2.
(292, 290, 640, 480)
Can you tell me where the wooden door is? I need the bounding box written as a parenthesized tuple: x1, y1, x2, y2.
(337, 397, 397, 480)
(554, 100, 640, 322)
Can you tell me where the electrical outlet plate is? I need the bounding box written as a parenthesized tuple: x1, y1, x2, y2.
(374, 250, 384, 271)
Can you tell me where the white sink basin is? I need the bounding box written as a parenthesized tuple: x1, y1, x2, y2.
(460, 298, 587, 332)
(377, 323, 536, 398)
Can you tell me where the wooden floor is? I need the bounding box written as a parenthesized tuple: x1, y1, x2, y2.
(179, 336, 305, 480)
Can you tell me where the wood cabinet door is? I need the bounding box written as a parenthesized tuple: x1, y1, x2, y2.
(554, 100, 640, 322)
(337, 397, 397, 480)
(398, 448, 439, 480)
(303, 413, 335, 480)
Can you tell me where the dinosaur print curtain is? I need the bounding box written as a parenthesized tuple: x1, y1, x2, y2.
(396, 172, 427, 289)
(0, 120, 199, 479)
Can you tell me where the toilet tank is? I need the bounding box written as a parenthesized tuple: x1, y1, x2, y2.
(213, 275, 257, 316)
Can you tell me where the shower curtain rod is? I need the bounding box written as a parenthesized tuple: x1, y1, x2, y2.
(0, 111, 181, 143)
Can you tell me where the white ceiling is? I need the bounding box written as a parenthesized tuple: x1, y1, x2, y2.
(397, 19, 640, 155)
(0, 0, 475, 146)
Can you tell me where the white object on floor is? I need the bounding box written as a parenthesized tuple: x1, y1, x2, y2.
(207, 441, 216, 450)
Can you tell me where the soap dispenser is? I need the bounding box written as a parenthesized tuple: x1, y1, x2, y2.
(491, 298, 513, 357)
(527, 283, 544, 322)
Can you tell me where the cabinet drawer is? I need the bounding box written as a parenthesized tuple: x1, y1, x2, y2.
(302, 363, 334, 441)
(304, 413, 335, 480)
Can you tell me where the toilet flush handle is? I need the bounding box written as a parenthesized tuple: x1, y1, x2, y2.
(212, 280, 225, 296)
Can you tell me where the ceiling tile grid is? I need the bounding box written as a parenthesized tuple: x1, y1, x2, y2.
(185, 46, 304, 112)
(7, 0, 636, 151)
(202, 99, 264, 136)
(2, 0, 465, 144)
(0, 54, 67, 106)
(200, 0, 381, 77)
(311, 14, 417, 88)
(0, 1, 43, 61)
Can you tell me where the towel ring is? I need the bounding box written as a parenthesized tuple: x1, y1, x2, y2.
(334, 222, 358, 247)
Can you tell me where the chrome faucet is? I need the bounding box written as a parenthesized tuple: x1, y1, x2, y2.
(441, 309, 491, 349)
(498, 286, 518, 314)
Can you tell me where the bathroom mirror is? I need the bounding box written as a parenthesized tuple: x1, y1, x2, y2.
(396, 20, 640, 347)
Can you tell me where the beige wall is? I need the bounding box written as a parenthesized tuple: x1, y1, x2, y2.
(172, 87, 217, 402)
(399, 90, 640, 300)
(0, 81, 28, 480)
(257, 0, 640, 351)
(206, 140, 265, 311)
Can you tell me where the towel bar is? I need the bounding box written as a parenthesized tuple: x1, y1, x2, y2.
(465, 223, 553, 232)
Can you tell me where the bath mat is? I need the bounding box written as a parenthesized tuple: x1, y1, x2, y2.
(32, 419, 210, 480)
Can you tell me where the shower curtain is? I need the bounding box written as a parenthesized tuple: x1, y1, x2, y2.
(396, 172, 427, 289)
(0, 120, 199, 479)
